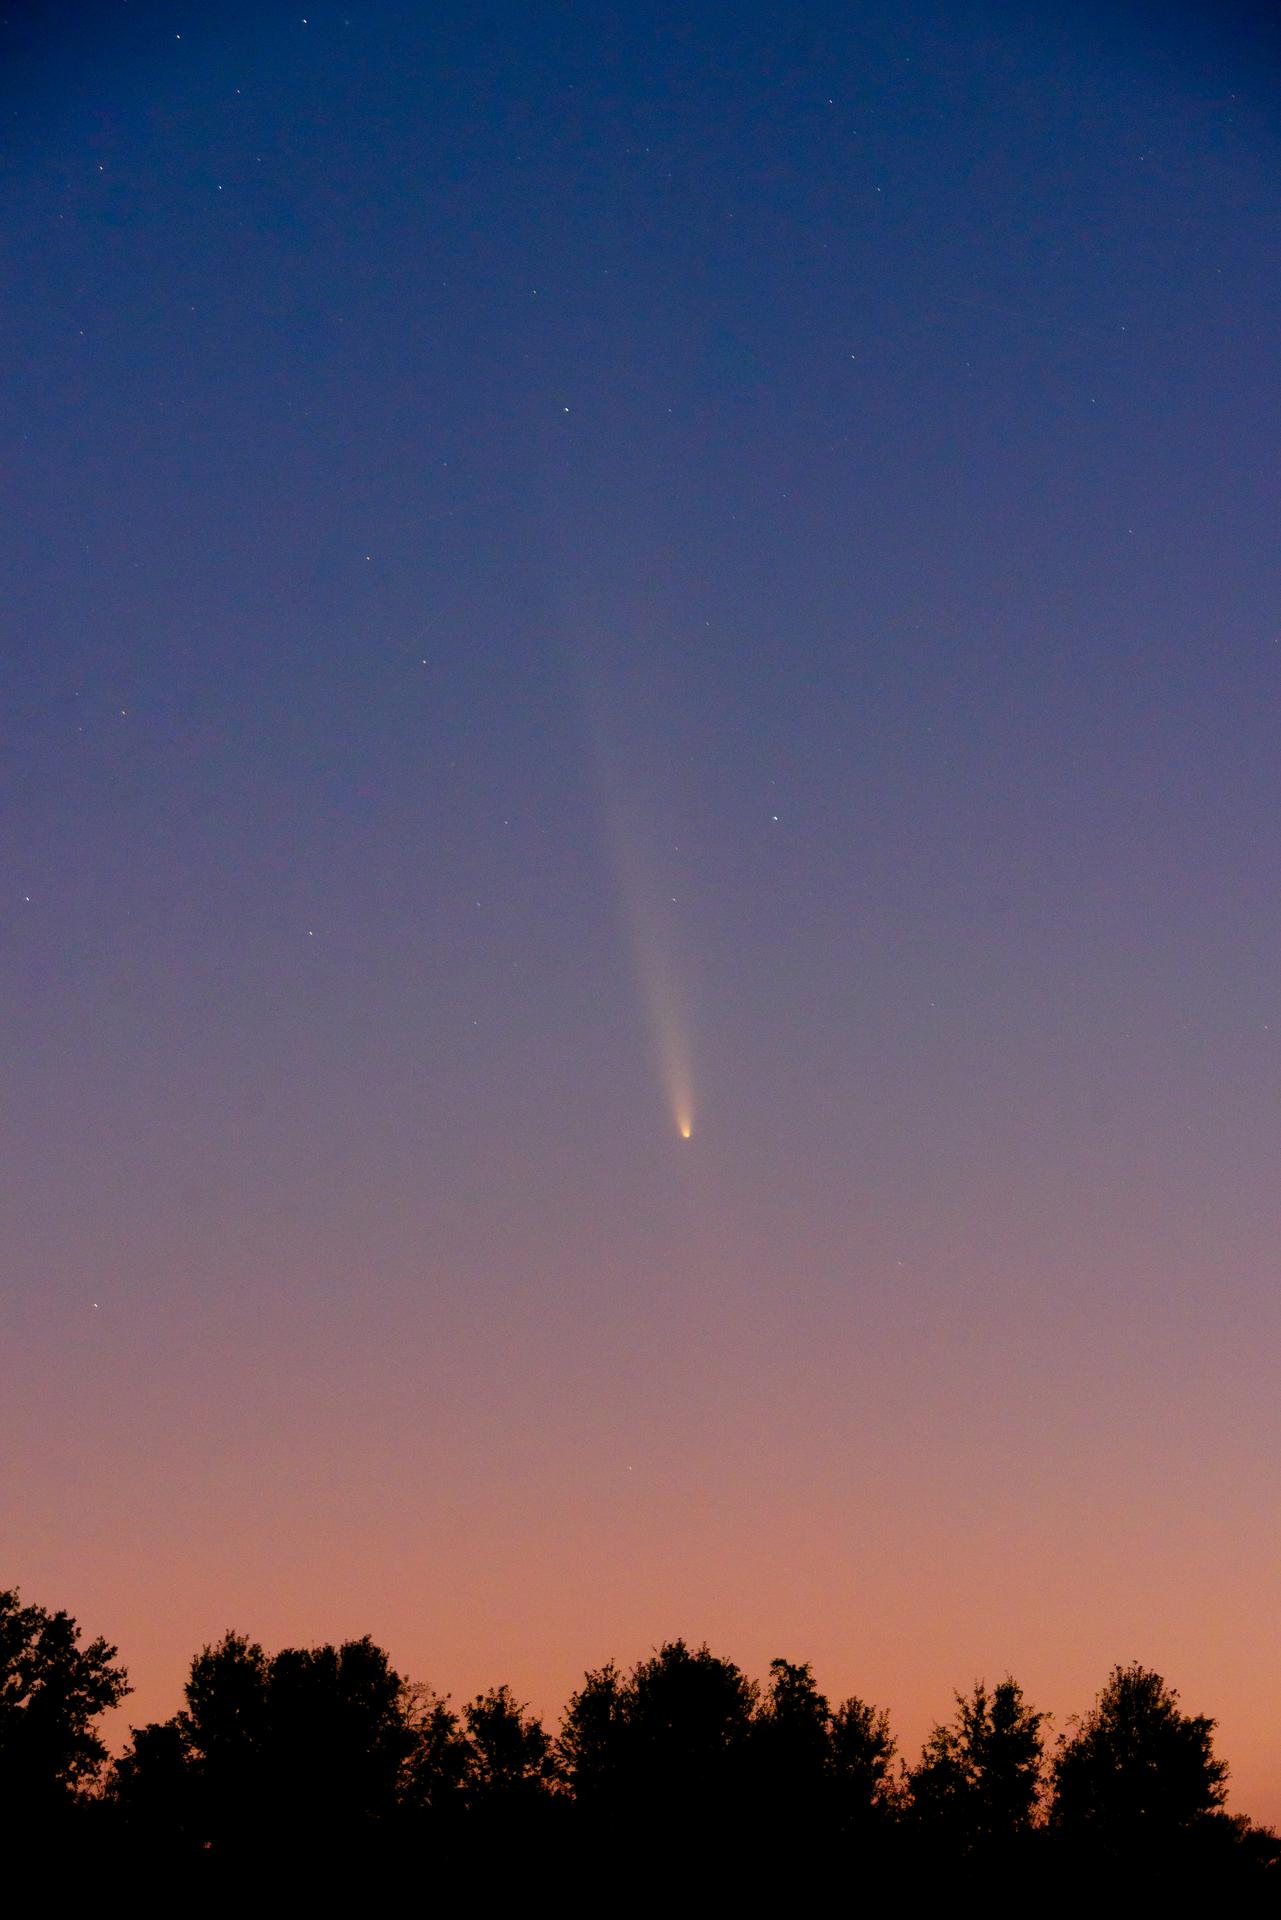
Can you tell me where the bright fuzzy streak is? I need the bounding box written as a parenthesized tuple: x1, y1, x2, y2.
(608, 809, 696, 1143)
(573, 661, 696, 1141)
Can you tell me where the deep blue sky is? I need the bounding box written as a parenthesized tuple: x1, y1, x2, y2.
(4, 0, 1281, 1818)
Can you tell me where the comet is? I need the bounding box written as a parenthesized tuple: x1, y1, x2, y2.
(557, 604, 698, 1141)
(627, 904, 694, 1143)
(573, 679, 696, 1140)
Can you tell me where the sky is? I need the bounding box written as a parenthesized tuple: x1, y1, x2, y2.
(3, 0, 1280, 1821)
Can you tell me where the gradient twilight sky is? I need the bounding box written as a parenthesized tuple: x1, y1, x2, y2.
(4, 0, 1281, 1820)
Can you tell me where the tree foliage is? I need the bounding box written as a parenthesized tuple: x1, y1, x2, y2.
(747, 1659, 899, 1836)
(399, 1682, 472, 1817)
(5, 1585, 1276, 1892)
(462, 1683, 560, 1811)
(908, 1677, 1045, 1852)
(560, 1639, 757, 1834)
(1051, 1664, 1228, 1842)
(829, 1693, 899, 1831)
(0, 1587, 129, 1814)
(752, 1658, 833, 1826)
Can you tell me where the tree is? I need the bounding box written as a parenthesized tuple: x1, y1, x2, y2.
(561, 1639, 757, 1859)
(180, 1630, 271, 1852)
(400, 1683, 472, 1821)
(751, 1659, 832, 1832)
(0, 1587, 129, 1823)
(173, 1630, 413, 1860)
(740, 1663, 902, 1895)
(1051, 1665, 1227, 1848)
(265, 1637, 409, 1844)
(828, 1694, 899, 1835)
(556, 1659, 625, 1806)
(112, 1718, 197, 1856)
(907, 1678, 1045, 1854)
(462, 1684, 559, 1815)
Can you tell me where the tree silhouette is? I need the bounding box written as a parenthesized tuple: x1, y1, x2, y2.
(828, 1693, 899, 1835)
(561, 1639, 757, 1853)
(462, 1683, 559, 1814)
(180, 1629, 271, 1855)
(399, 1683, 472, 1823)
(138, 1629, 414, 1864)
(751, 1657, 832, 1836)
(0, 1587, 129, 1831)
(263, 1637, 409, 1848)
(556, 1657, 625, 1806)
(1051, 1664, 1227, 1849)
(4, 1581, 1275, 1892)
(749, 1658, 899, 1853)
(907, 1677, 1045, 1856)
(112, 1717, 197, 1858)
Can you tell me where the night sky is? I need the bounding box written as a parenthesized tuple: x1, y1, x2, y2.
(4, 2, 1280, 1820)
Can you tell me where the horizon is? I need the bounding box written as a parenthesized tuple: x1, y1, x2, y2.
(74, 1599, 1271, 1829)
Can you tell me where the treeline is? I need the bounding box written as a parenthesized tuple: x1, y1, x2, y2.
(3, 1586, 1278, 1896)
